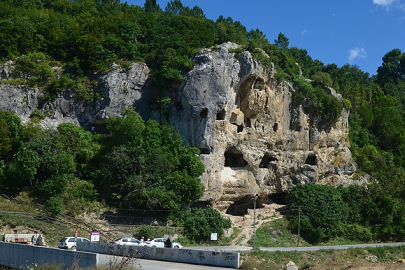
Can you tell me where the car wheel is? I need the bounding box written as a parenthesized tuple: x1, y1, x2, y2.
(152, 245, 156, 248)
(71, 245, 76, 250)
(174, 245, 179, 248)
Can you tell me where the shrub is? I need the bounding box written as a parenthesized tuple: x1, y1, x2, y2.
(339, 223, 373, 242)
(172, 206, 232, 243)
(44, 197, 64, 217)
(135, 225, 157, 240)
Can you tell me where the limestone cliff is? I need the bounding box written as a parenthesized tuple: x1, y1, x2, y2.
(0, 43, 355, 213)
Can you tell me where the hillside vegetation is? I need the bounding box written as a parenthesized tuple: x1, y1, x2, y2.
(1, 0, 405, 245)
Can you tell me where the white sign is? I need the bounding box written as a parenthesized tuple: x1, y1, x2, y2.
(90, 231, 100, 242)
(211, 233, 217, 241)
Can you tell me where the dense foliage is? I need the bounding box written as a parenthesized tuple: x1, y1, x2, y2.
(170, 206, 232, 243)
(0, 109, 204, 217)
(1, 0, 405, 244)
(286, 184, 349, 244)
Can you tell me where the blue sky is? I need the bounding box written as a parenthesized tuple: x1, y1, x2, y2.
(126, 0, 405, 75)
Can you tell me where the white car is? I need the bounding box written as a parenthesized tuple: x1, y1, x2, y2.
(58, 237, 90, 250)
(110, 238, 141, 246)
(144, 238, 182, 249)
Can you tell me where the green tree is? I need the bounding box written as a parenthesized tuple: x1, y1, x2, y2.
(274, 32, 289, 50)
(173, 206, 231, 243)
(144, 0, 161, 13)
(96, 110, 204, 212)
(286, 184, 349, 244)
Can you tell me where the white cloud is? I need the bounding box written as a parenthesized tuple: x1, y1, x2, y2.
(300, 29, 309, 36)
(348, 47, 367, 62)
(373, 0, 397, 7)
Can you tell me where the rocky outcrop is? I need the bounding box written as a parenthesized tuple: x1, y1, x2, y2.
(168, 42, 355, 212)
(0, 62, 149, 129)
(0, 42, 355, 213)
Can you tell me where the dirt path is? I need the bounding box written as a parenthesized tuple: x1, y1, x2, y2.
(227, 203, 284, 246)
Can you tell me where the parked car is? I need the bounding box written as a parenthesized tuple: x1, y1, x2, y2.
(144, 238, 182, 249)
(110, 238, 141, 246)
(58, 237, 90, 250)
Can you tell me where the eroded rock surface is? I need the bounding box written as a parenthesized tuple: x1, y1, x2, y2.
(0, 43, 356, 213)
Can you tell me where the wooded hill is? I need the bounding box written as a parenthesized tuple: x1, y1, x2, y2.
(1, 0, 405, 244)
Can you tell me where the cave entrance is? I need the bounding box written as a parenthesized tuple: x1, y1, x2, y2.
(224, 147, 248, 168)
(259, 153, 278, 168)
(305, 154, 317, 165)
(216, 108, 226, 120)
(226, 196, 263, 216)
(199, 148, 210, 155)
(200, 108, 208, 119)
(269, 192, 287, 205)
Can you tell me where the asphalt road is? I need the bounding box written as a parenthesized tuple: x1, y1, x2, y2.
(186, 242, 405, 253)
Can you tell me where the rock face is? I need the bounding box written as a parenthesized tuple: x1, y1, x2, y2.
(168, 42, 355, 212)
(0, 43, 355, 213)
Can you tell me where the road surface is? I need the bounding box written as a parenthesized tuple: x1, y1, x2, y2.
(186, 242, 405, 253)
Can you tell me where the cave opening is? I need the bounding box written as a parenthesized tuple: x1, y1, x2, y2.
(259, 153, 278, 168)
(273, 123, 278, 132)
(226, 196, 263, 216)
(305, 154, 317, 165)
(237, 125, 244, 133)
(224, 147, 248, 168)
(216, 108, 226, 120)
(245, 118, 251, 128)
(200, 108, 208, 119)
(269, 192, 287, 205)
(199, 148, 210, 155)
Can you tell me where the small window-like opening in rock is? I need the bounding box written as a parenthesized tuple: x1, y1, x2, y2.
(224, 147, 248, 167)
(254, 78, 264, 90)
(273, 123, 278, 132)
(200, 108, 208, 119)
(245, 118, 251, 127)
(216, 108, 226, 120)
(269, 192, 287, 204)
(199, 148, 210, 155)
(259, 153, 278, 168)
(305, 154, 317, 165)
(237, 125, 244, 133)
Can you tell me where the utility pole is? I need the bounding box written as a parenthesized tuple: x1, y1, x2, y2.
(297, 206, 301, 245)
(251, 194, 258, 249)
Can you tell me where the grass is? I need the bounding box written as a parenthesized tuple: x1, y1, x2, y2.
(240, 245, 405, 270)
(253, 217, 379, 248)
(253, 217, 309, 247)
(0, 193, 82, 246)
(218, 226, 242, 245)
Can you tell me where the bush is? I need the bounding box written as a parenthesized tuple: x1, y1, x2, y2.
(135, 225, 156, 240)
(172, 206, 232, 243)
(44, 197, 64, 217)
(339, 223, 373, 242)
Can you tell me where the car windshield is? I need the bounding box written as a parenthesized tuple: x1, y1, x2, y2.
(59, 237, 68, 242)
